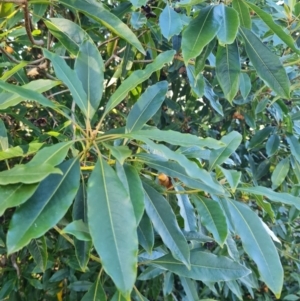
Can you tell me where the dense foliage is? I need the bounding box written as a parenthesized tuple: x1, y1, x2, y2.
(0, 0, 300, 300)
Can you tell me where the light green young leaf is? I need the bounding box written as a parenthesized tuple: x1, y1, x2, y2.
(87, 157, 137, 298)
(59, 0, 145, 54)
(0, 143, 43, 161)
(126, 81, 168, 133)
(227, 199, 283, 298)
(214, 4, 239, 44)
(43, 49, 89, 118)
(104, 51, 175, 116)
(75, 39, 105, 120)
(216, 42, 240, 103)
(151, 251, 250, 282)
(239, 27, 290, 98)
(193, 195, 228, 246)
(7, 158, 80, 254)
(182, 6, 221, 63)
(143, 182, 190, 267)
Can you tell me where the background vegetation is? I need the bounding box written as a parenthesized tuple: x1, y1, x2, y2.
(0, 0, 300, 300)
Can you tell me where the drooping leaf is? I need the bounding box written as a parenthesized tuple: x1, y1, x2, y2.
(193, 195, 228, 246)
(159, 4, 183, 40)
(179, 277, 199, 301)
(43, 49, 89, 118)
(239, 27, 290, 98)
(87, 157, 137, 297)
(62, 220, 91, 241)
(137, 212, 154, 254)
(143, 182, 190, 267)
(7, 158, 80, 254)
(219, 167, 241, 192)
(27, 237, 48, 272)
(126, 81, 168, 133)
(271, 157, 290, 189)
(182, 6, 221, 63)
(81, 273, 107, 301)
(0, 120, 8, 151)
(286, 135, 300, 163)
(216, 42, 240, 103)
(151, 251, 250, 282)
(59, 0, 145, 54)
(75, 39, 105, 120)
(247, 126, 273, 150)
(195, 39, 216, 75)
(232, 0, 251, 29)
(104, 51, 175, 116)
(214, 4, 239, 44)
(239, 73, 251, 99)
(227, 199, 283, 298)
(0, 163, 62, 185)
(186, 66, 205, 97)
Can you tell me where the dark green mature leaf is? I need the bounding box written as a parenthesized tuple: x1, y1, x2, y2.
(0, 79, 60, 110)
(232, 0, 251, 29)
(227, 199, 283, 298)
(104, 51, 175, 116)
(247, 127, 273, 150)
(81, 273, 107, 301)
(239, 27, 290, 98)
(271, 157, 289, 189)
(139, 154, 224, 195)
(0, 80, 55, 108)
(126, 81, 168, 133)
(137, 213, 154, 253)
(239, 186, 300, 210)
(0, 163, 62, 185)
(87, 157, 137, 297)
(193, 195, 228, 246)
(27, 237, 48, 272)
(239, 73, 251, 99)
(43, 49, 89, 118)
(45, 18, 89, 55)
(182, 6, 221, 63)
(143, 182, 190, 267)
(245, 2, 300, 54)
(214, 4, 239, 44)
(60, 0, 145, 54)
(216, 42, 240, 103)
(0, 183, 38, 216)
(195, 39, 216, 74)
(159, 4, 183, 40)
(152, 251, 250, 282)
(7, 158, 80, 254)
(75, 39, 105, 120)
(286, 135, 300, 163)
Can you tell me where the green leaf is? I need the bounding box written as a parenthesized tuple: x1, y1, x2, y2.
(159, 4, 183, 40)
(186, 66, 205, 97)
(143, 182, 190, 267)
(151, 251, 250, 282)
(62, 220, 91, 241)
(247, 126, 273, 150)
(193, 195, 228, 246)
(245, 1, 300, 54)
(182, 6, 221, 63)
(0, 183, 38, 216)
(239, 27, 290, 99)
(75, 39, 105, 120)
(43, 49, 89, 118)
(0, 119, 8, 151)
(126, 81, 168, 133)
(239, 73, 251, 99)
(116, 163, 145, 224)
(286, 135, 300, 163)
(105, 144, 132, 165)
(195, 39, 216, 75)
(139, 154, 224, 195)
(227, 199, 283, 298)
(81, 273, 107, 301)
(45, 18, 89, 55)
(271, 157, 290, 189)
(27, 237, 48, 272)
(232, 0, 251, 29)
(7, 158, 80, 254)
(0, 61, 28, 81)
(0, 79, 61, 110)
(59, 0, 145, 54)
(0, 143, 43, 161)
(179, 277, 199, 301)
(0, 163, 62, 185)
(216, 42, 240, 103)
(137, 213, 154, 253)
(214, 4, 239, 44)
(175, 185, 197, 232)
(123, 127, 224, 149)
(219, 167, 241, 192)
(0, 80, 56, 108)
(239, 186, 300, 210)
(104, 51, 175, 116)
(209, 131, 242, 171)
(87, 157, 137, 297)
